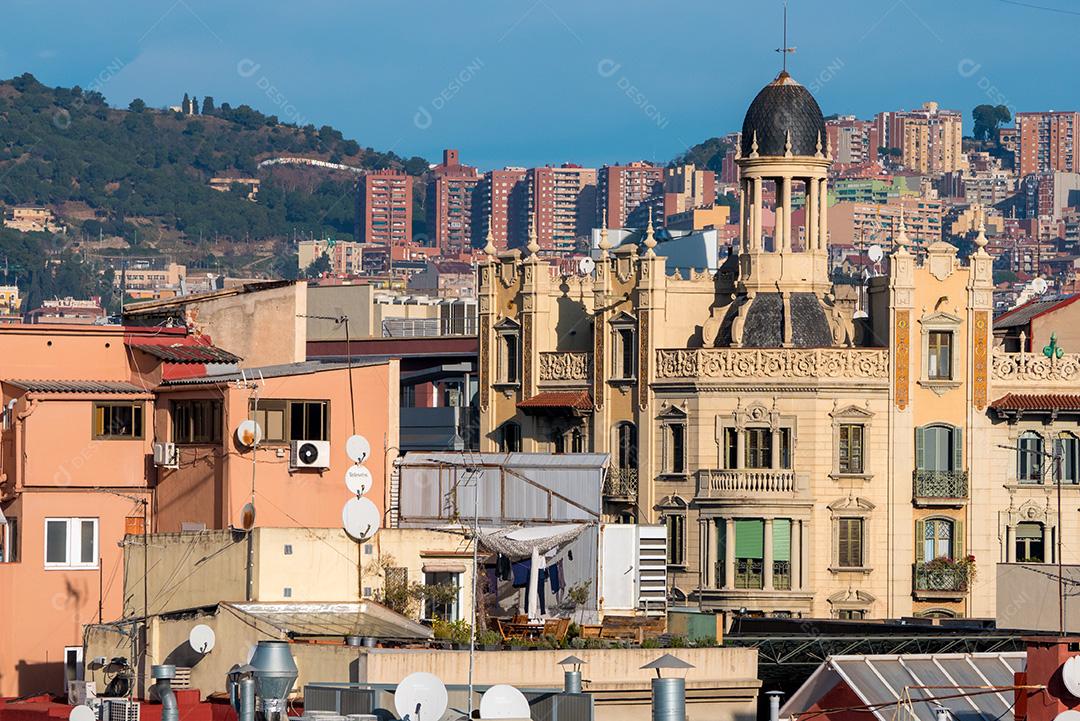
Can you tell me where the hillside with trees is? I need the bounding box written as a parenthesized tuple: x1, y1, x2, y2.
(0, 73, 429, 244)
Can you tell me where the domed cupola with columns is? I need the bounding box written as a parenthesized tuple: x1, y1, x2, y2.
(721, 70, 844, 349)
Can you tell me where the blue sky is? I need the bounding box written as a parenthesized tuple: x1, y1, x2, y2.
(1, 0, 1077, 169)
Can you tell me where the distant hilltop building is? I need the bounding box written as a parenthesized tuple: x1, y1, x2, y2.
(875, 102, 966, 174)
(25, 296, 106, 324)
(2, 205, 62, 233)
(208, 176, 261, 201)
(1016, 111, 1080, 176)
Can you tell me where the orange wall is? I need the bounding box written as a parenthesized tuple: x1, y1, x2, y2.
(154, 361, 398, 533)
(0, 489, 149, 697)
(0, 325, 184, 382)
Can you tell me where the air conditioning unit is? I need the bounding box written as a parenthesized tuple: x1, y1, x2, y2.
(68, 680, 97, 707)
(152, 442, 178, 468)
(101, 698, 140, 721)
(290, 440, 331, 470)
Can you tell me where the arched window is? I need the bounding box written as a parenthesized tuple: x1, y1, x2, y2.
(1015, 521, 1045, 562)
(1018, 431, 1044, 483)
(498, 422, 521, 452)
(616, 422, 637, 469)
(918, 517, 957, 561)
(916, 424, 961, 472)
(1056, 432, 1079, 484)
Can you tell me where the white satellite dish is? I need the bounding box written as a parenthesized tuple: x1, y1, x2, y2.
(342, 496, 380, 540)
(1063, 657, 1080, 698)
(345, 434, 371, 463)
(236, 420, 262, 448)
(1032, 277, 1049, 295)
(479, 685, 531, 720)
(578, 257, 596, 275)
(868, 244, 883, 263)
(345, 465, 373, 496)
(189, 624, 216, 654)
(70, 706, 95, 721)
(394, 672, 449, 721)
(1054, 711, 1080, 721)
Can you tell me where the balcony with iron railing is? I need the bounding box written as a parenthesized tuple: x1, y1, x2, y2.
(913, 469, 969, 506)
(696, 469, 802, 500)
(604, 467, 638, 502)
(913, 559, 972, 599)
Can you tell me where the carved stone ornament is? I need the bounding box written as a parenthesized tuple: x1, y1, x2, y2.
(539, 352, 590, 381)
(655, 348, 889, 379)
(993, 350, 1080, 381)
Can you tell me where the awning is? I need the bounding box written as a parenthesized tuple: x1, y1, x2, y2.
(225, 601, 432, 640)
(129, 343, 242, 364)
(8, 379, 150, 395)
(517, 390, 593, 416)
(990, 393, 1080, 414)
(422, 561, 468, 574)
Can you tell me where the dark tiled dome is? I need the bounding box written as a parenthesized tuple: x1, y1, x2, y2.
(740, 71, 826, 158)
(719, 293, 834, 348)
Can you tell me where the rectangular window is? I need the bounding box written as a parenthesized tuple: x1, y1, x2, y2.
(1018, 433, 1044, 482)
(44, 518, 98, 569)
(423, 571, 461, 621)
(0, 517, 17, 562)
(745, 428, 772, 469)
(772, 519, 792, 590)
(401, 385, 416, 408)
(779, 428, 792, 469)
(837, 518, 864, 568)
(724, 427, 738, 469)
(1015, 522, 1045, 562)
(667, 423, 686, 474)
(500, 334, 520, 384)
(617, 327, 636, 378)
(734, 519, 764, 590)
(93, 402, 143, 439)
(839, 424, 864, 474)
(666, 513, 685, 566)
(928, 330, 952, 379)
(837, 609, 865, 620)
(64, 646, 84, 693)
(249, 400, 329, 443)
(172, 400, 221, 444)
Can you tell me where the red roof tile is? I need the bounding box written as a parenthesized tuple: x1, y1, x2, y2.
(990, 393, 1080, 411)
(517, 390, 593, 411)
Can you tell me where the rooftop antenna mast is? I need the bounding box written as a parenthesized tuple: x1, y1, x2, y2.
(776, 1, 796, 73)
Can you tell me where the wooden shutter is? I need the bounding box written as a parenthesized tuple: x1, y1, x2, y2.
(838, 518, 861, 567)
(953, 520, 964, 558)
(915, 426, 925, 470)
(952, 427, 963, 471)
(914, 519, 926, 563)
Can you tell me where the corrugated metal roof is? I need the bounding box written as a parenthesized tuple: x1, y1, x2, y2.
(227, 601, 432, 640)
(162, 360, 385, 385)
(782, 653, 1025, 721)
(129, 343, 242, 364)
(991, 393, 1080, 411)
(7, 379, 149, 394)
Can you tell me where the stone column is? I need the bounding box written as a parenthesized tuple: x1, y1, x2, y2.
(698, 518, 708, 590)
(780, 176, 793, 252)
(770, 429, 781, 469)
(763, 518, 774, 591)
(1005, 525, 1016, 562)
(752, 177, 763, 252)
(817, 177, 828, 251)
(724, 518, 735, 590)
(806, 176, 817, 252)
(791, 520, 802, 590)
(707, 519, 717, 588)
(1043, 523, 1053, 563)
(736, 429, 745, 470)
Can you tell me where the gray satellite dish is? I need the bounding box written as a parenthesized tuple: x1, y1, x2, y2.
(479, 685, 531, 720)
(70, 707, 95, 721)
(394, 672, 448, 721)
(239, 502, 256, 531)
(345, 465, 373, 496)
(189, 624, 216, 654)
(868, 244, 883, 263)
(236, 420, 262, 448)
(342, 497, 380, 541)
(578, 257, 595, 275)
(346, 434, 371, 463)
(1032, 277, 1049, 295)
(1063, 656, 1080, 698)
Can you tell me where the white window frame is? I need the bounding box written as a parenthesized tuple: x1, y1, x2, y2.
(64, 645, 84, 693)
(918, 311, 963, 393)
(0, 516, 16, 562)
(44, 517, 99, 570)
(422, 570, 463, 622)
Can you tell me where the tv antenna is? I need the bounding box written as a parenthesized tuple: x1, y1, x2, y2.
(775, 1, 796, 72)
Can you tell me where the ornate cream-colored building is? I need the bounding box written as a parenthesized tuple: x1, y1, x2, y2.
(477, 69, 1080, 623)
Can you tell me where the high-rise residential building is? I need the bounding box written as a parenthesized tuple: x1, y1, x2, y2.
(527, 164, 597, 253)
(426, 149, 480, 256)
(825, 116, 880, 166)
(1016, 111, 1080, 176)
(358, 169, 413, 246)
(1020, 171, 1080, 221)
(598, 161, 664, 228)
(875, 102, 965, 174)
(663, 164, 716, 219)
(476, 168, 528, 251)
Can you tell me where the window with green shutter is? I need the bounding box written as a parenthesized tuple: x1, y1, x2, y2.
(773, 519, 792, 590)
(734, 519, 764, 589)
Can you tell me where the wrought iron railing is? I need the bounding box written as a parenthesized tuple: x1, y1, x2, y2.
(604, 467, 638, 500)
(913, 469, 969, 499)
(735, 558, 764, 589)
(914, 561, 970, 593)
(773, 561, 791, 590)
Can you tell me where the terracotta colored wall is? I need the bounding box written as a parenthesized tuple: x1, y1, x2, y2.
(154, 361, 398, 533)
(0, 489, 149, 697)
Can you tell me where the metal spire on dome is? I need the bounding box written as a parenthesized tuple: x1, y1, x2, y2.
(598, 209, 611, 259)
(775, 0, 796, 74)
(483, 205, 497, 257)
(526, 211, 540, 256)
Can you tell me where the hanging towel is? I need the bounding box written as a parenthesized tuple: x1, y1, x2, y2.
(512, 559, 531, 588)
(497, 554, 512, 581)
(548, 563, 562, 594)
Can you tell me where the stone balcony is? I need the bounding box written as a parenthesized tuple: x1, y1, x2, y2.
(913, 469, 969, 507)
(655, 347, 889, 382)
(696, 469, 805, 500)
